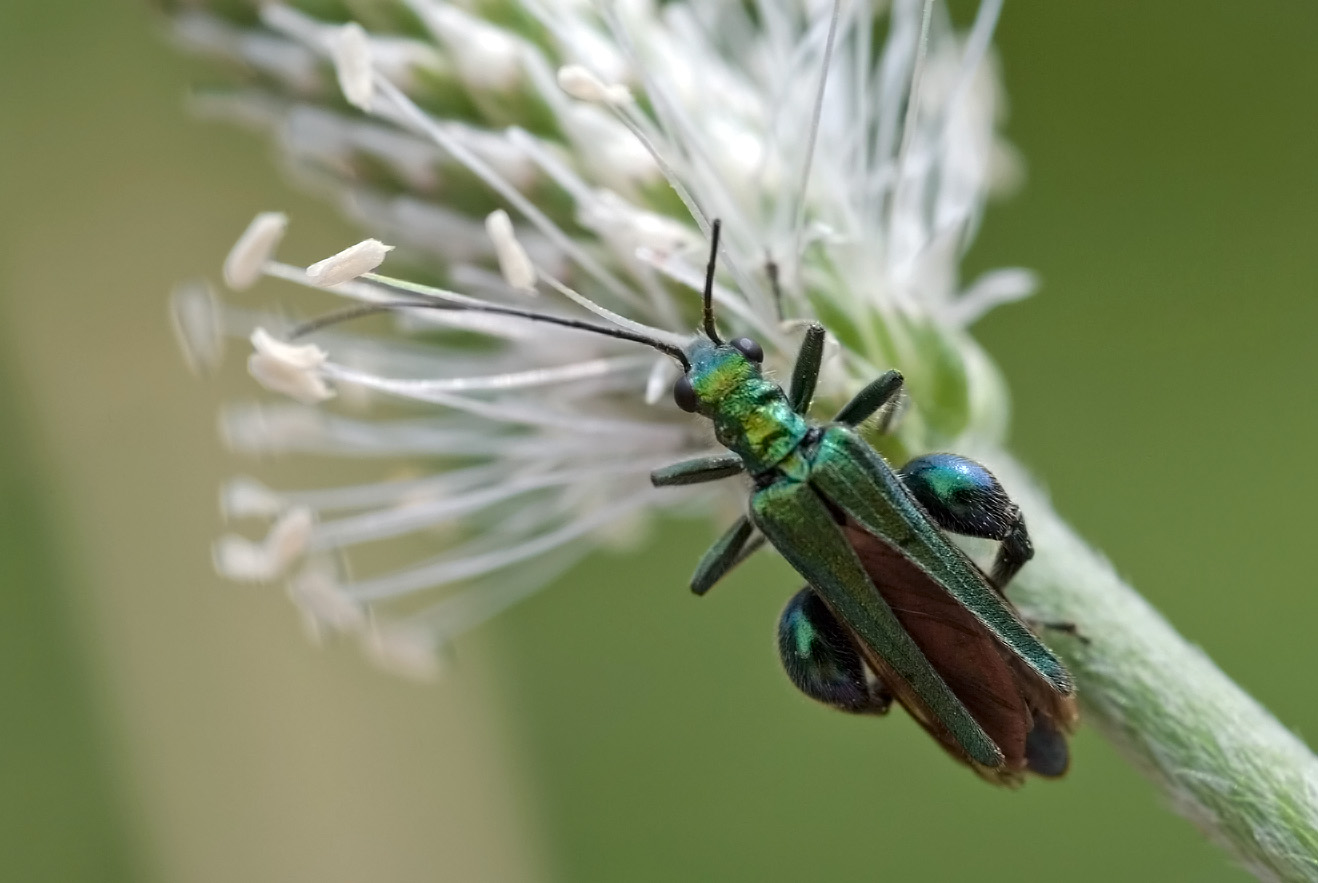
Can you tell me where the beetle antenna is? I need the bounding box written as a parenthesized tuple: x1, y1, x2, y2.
(702, 219, 723, 344)
(289, 297, 692, 372)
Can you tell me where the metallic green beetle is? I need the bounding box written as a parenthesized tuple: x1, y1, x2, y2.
(645, 223, 1077, 785)
(294, 221, 1077, 785)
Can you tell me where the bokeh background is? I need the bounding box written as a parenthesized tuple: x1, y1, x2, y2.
(4, 2, 1317, 881)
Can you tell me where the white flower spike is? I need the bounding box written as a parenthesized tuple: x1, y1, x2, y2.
(175, 0, 1025, 675)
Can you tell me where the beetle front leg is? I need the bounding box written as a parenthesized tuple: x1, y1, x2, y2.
(897, 453, 1033, 589)
(651, 454, 745, 487)
(788, 323, 826, 414)
(690, 515, 765, 595)
(833, 370, 904, 428)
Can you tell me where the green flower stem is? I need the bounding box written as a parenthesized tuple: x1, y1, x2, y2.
(990, 452, 1318, 883)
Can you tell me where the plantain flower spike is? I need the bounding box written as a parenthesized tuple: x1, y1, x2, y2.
(169, 0, 1029, 678)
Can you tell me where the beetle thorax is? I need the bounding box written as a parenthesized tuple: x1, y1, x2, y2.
(686, 341, 809, 474)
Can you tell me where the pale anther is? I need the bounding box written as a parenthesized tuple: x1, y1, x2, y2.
(289, 560, 367, 638)
(223, 212, 288, 291)
(170, 280, 225, 374)
(330, 22, 374, 111)
(213, 507, 314, 583)
(557, 65, 630, 106)
(484, 209, 537, 292)
(221, 476, 285, 519)
(363, 625, 444, 681)
(248, 327, 335, 404)
(305, 238, 394, 287)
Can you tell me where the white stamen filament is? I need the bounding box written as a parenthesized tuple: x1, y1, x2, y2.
(644, 356, 675, 405)
(262, 258, 690, 350)
(370, 77, 646, 311)
(224, 463, 506, 519)
(345, 493, 660, 602)
(309, 462, 657, 550)
(221, 403, 652, 459)
(413, 547, 583, 643)
(322, 363, 686, 441)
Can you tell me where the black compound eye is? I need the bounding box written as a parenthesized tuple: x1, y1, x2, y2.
(673, 375, 698, 412)
(730, 336, 764, 363)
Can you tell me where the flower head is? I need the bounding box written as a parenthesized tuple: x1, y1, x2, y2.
(170, 0, 1032, 677)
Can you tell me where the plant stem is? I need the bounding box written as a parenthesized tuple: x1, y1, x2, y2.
(989, 452, 1318, 883)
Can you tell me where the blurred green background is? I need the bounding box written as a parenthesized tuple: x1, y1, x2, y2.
(3, 1, 1316, 880)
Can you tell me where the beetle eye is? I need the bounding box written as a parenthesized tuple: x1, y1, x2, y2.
(673, 375, 698, 412)
(730, 336, 764, 363)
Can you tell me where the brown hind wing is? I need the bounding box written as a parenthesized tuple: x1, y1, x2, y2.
(842, 521, 1037, 775)
(848, 634, 1027, 785)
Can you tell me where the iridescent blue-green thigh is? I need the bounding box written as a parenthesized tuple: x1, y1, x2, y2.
(777, 586, 891, 714)
(898, 453, 1033, 588)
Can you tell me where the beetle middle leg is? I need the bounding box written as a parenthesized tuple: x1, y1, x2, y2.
(896, 453, 1033, 589)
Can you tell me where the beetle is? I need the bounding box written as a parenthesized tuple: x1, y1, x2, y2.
(646, 222, 1077, 784)
(292, 220, 1077, 785)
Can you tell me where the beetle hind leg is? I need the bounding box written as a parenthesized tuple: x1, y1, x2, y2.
(990, 515, 1034, 589)
(1030, 620, 1089, 645)
(1024, 711, 1071, 777)
(777, 587, 892, 715)
(898, 453, 1034, 590)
